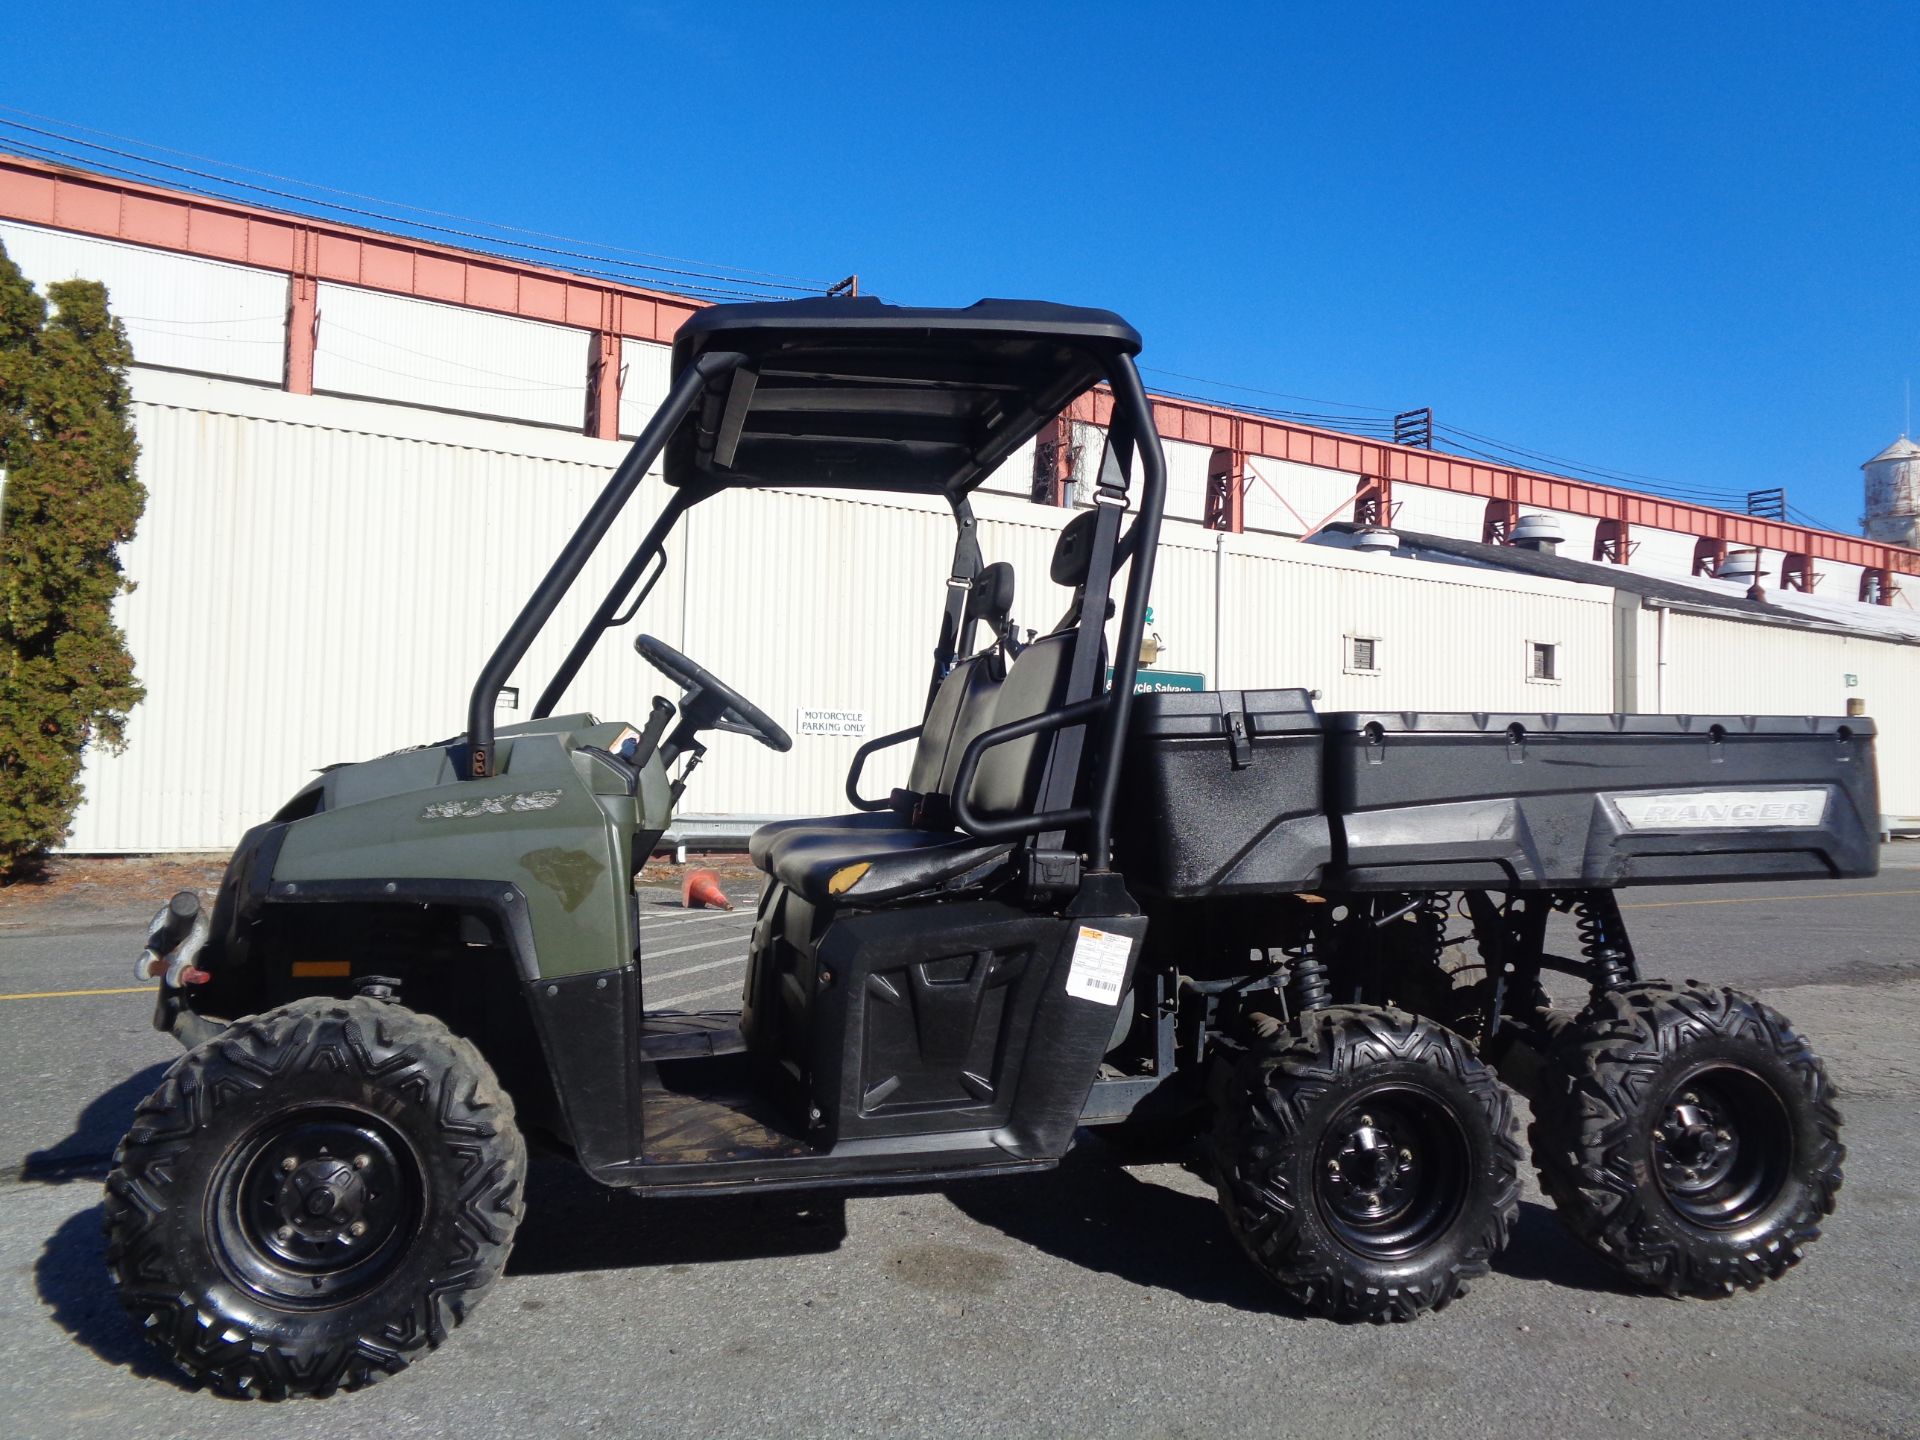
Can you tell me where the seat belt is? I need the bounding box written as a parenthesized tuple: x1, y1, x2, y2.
(927, 499, 983, 712)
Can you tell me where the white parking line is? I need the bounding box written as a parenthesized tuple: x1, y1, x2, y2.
(646, 954, 747, 984)
(642, 934, 747, 961)
(647, 976, 748, 1010)
(639, 909, 753, 929)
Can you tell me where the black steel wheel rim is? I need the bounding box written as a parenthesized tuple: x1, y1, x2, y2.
(1649, 1064, 1792, 1230)
(1311, 1084, 1470, 1260)
(212, 1107, 425, 1307)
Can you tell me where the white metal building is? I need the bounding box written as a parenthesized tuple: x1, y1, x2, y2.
(1, 159, 1915, 852)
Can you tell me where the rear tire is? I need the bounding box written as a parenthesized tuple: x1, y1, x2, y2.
(1207, 1006, 1522, 1322)
(105, 997, 526, 1398)
(1529, 982, 1843, 1297)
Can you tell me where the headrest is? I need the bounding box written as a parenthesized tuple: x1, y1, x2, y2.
(964, 561, 1016, 632)
(1050, 510, 1099, 588)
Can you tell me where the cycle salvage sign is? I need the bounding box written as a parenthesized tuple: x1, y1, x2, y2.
(796, 707, 869, 739)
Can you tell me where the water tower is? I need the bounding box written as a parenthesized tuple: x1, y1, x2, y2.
(1863, 435, 1920, 548)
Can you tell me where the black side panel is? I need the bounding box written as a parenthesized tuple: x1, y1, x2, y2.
(807, 901, 1069, 1144)
(1325, 712, 1880, 890)
(524, 966, 643, 1180)
(1114, 688, 1330, 896)
(768, 880, 1146, 1162)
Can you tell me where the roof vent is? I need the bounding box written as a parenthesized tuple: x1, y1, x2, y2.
(1509, 513, 1565, 554)
(1719, 548, 1767, 584)
(1350, 526, 1399, 552)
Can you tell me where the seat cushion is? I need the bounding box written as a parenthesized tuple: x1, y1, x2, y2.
(751, 815, 1009, 906)
(748, 810, 899, 871)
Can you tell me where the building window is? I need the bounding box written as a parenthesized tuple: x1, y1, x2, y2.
(1528, 642, 1558, 682)
(1346, 635, 1380, 674)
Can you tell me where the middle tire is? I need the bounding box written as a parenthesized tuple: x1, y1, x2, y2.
(1207, 1005, 1522, 1323)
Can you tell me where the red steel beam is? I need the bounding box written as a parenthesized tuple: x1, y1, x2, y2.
(0, 152, 701, 344)
(1069, 391, 1920, 578)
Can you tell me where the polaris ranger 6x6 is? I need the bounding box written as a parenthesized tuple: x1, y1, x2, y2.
(115, 298, 1869, 1397)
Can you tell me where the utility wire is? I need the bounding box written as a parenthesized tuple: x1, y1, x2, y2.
(0, 103, 833, 287)
(0, 119, 828, 299)
(1141, 364, 1398, 415)
(0, 135, 780, 304)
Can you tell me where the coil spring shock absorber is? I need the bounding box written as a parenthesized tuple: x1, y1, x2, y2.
(1289, 933, 1333, 1013)
(1573, 891, 1637, 999)
(1412, 893, 1450, 968)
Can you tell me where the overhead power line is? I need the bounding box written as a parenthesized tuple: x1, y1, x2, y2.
(0, 104, 833, 287)
(0, 112, 838, 301)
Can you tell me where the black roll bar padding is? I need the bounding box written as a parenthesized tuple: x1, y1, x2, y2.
(1085, 355, 1166, 869)
(949, 696, 1106, 841)
(461, 351, 746, 776)
(844, 723, 925, 811)
(1028, 414, 1134, 856)
(533, 486, 694, 720)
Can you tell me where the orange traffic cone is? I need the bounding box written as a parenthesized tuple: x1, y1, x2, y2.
(681, 869, 733, 911)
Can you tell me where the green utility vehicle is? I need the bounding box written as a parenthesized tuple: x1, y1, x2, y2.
(116, 300, 1866, 1397)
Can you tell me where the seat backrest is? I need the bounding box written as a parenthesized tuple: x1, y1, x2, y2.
(962, 627, 1076, 820)
(902, 562, 1016, 801)
(960, 517, 1104, 822)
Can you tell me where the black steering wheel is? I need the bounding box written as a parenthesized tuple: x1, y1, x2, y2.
(633, 634, 792, 753)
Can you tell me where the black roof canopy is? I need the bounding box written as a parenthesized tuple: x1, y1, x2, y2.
(665, 298, 1142, 496)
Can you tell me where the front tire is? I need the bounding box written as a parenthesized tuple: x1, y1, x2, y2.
(105, 997, 527, 1398)
(1529, 982, 1843, 1297)
(1207, 1006, 1522, 1322)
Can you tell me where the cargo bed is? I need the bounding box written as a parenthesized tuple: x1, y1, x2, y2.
(1117, 689, 1879, 896)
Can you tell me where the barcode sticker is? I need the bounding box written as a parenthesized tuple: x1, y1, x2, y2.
(1065, 925, 1132, 1005)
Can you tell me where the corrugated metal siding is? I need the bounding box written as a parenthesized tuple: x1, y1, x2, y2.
(1160, 437, 1212, 524)
(1632, 525, 1703, 576)
(1636, 608, 1919, 817)
(1389, 484, 1489, 542)
(312, 283, 592, 429)
(1217, 536, 1616, 712)
(67, 376, 664, 851)
(63, 370, 1920, 850)
(978, 436, 1039, 497)
(0, 219, 287, 383)
(616, 337, 673, 439)
(1243, 455, 1360, 535)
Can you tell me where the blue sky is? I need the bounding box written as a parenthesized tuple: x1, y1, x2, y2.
(6, 2, 1917, 532)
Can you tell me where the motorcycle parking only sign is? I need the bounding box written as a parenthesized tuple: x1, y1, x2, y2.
(796, 707, 869, 738)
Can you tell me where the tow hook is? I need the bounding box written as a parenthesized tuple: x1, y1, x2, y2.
(137, 890, 212, 989)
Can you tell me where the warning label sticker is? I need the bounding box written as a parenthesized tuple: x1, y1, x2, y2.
(1065, 925, 1132, 1005)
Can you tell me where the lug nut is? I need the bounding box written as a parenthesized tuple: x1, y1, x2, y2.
(280, 1156, 298, 1172)
(1327, 1159, 1341, 1174)
(276, 1226, 294, 1241)
(348, 1221, 368, 1237)
(1714, 1129, 1732, 1143)
(1680, 1093, 1699, 1106)
(1398, 1148, 1413, 1161)
(1358, 1114, 1374, 1127)
(353, 1153, 371, 1170)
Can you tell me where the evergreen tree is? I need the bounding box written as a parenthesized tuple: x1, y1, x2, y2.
(0, 240, 146, 876)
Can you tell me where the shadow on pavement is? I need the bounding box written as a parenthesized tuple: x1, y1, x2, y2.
(944, 1143, 1287, 1313)
(1491, 1199, 1639, 1294)
(507, 1156, 848, 1274)
(16, 1061, 170, 1185)
(35, 1205, 194, 1392)
(949, 1140, 1640, 1310)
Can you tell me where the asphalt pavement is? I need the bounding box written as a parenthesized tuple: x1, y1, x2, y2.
(3, 852, 1918, 1438)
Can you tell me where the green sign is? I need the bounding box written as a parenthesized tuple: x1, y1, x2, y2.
(1109, 667, 1207, 694)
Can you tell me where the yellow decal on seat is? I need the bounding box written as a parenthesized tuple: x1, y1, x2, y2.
(828, 862, 871, 896)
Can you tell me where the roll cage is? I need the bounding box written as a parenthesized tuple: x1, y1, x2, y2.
(454, 297, 1167, 874)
